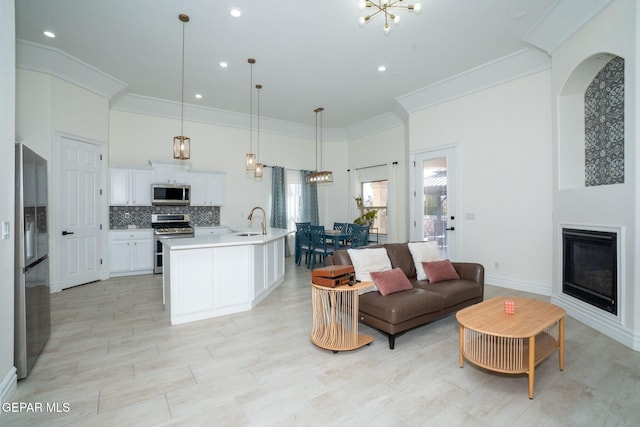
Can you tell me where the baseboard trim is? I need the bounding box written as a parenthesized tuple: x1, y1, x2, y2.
(0, 367, 17, 404)
(485, 275, 552, 296)
(478, 276, 639, 351)
(551, 294, 640, 351)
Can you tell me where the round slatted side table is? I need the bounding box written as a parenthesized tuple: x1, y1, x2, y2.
(311, 281, 374, 352)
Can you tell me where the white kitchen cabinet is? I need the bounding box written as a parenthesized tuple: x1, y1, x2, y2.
(253, 237, 285, 302)
(194, 227, 230, 237)
(162, 229, 288, 325)
(109, 168, 152, 206)
(109, 229, 154, 276)
(190, 172, 225, 206)
(153, 164, 190, 184)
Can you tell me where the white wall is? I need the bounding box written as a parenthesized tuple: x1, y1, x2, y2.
(348, 125, 409, 242)
(551, 0, 638, 348)
(319, 138, 349, 229)
(408, 71, 553, 294)
(16, 69, 110, 289)
(15, 70, 51, 158)
(0, 0, 16, 403)
(16, 69, 109, 163)
(52, 78, 109, 141)
(109, 110, 347, 230)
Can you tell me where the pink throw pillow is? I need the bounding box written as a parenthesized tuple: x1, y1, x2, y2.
(370, 268, 413, 296)
(422, 260, 460, 283)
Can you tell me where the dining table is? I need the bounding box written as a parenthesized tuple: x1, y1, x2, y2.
(324, 228, 351, 250)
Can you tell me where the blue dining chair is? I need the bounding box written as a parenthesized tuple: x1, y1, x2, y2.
(295, 222, 312, 267)
(332, 222, 348, 247)
(333, 222, 347, 232)
(341, 223, 356, 247)
(308, 225, 335, 269)
(350, 225, 370, 248)
(345, 223, 354, 235)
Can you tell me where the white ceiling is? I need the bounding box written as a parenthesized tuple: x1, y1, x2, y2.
(15, 0, 611, 130)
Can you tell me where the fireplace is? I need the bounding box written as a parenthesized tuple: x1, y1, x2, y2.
(562, 228, 617, 315)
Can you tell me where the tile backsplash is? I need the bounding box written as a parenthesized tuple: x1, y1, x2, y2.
(110, 205, 220, 229)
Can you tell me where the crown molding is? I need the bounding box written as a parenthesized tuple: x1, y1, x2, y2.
(15, 40, 552, 142)
(16, 40, 128, 101)
(395, 48, 551, 115)
(15, 41, 560, 142)
(523, 0, 614, 54)
(112, 93, 347, 142)
(344, 112, 405, 140)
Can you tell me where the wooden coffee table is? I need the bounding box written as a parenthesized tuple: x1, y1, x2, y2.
(456, 296, 565, 399)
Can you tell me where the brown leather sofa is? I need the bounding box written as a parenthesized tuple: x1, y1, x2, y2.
(326, 243, 484, 349)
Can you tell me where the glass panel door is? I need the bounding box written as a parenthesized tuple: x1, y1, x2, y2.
(413, 147, 457, 259)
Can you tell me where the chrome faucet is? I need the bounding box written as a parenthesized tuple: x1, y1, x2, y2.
(248, 206, 267, 234)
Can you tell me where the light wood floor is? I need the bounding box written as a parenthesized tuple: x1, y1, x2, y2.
(3, 257, 640, 426)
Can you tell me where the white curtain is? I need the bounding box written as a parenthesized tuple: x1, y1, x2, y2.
(348, 168, 361, 223)
(387, 162, 400, 243)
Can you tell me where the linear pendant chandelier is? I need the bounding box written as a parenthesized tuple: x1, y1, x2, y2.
(173, 13, 190, 160)
(306, 107, 333, 184)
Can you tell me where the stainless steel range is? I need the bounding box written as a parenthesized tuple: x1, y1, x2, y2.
(152, 213, 194, 274)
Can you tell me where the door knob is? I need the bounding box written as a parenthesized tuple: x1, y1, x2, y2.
(446, 227, 455, 231)
(61, 230, 75, 236)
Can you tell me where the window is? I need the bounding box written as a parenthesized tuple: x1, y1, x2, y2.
(361, 180, 387, 234)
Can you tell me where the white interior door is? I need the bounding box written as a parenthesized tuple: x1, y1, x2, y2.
(58, 136, 102, 289)
(411, 146, 458, 260)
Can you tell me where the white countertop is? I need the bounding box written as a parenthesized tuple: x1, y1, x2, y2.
(161, 227, 290, 250)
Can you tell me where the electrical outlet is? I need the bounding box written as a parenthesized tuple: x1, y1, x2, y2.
(1, 221, 9, 240)
(124, 212, 130, 219)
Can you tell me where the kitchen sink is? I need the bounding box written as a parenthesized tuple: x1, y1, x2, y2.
(235, 232, 262, 237)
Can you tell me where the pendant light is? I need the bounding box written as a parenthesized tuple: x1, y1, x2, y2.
(245, 58, 257, 170)
(254, 84, 264, 178)
(173, 13, 191, 160)
(306, 107, 333, 183)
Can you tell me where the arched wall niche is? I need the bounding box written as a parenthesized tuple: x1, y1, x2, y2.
(557, 53, 625, 189)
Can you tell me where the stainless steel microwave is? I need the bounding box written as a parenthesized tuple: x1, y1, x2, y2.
(152, 184, 190, 206)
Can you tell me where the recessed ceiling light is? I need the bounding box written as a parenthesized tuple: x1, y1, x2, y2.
(230, 8, 242, 18)
(43, 30, 56, 38)
(219, 61, 228, 68)
(195, 94, 203, 99)
(378, 65, 387, 72)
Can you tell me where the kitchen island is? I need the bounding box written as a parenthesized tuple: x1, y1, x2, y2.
(162, 228, 289, 325)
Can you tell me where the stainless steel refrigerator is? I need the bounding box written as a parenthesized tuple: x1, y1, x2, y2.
(15, 143, 50, 379)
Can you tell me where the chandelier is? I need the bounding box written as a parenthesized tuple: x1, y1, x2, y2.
(173, 13, 190, 160)
(358, 0, 422, 34)
(306, 107, 333, 184)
